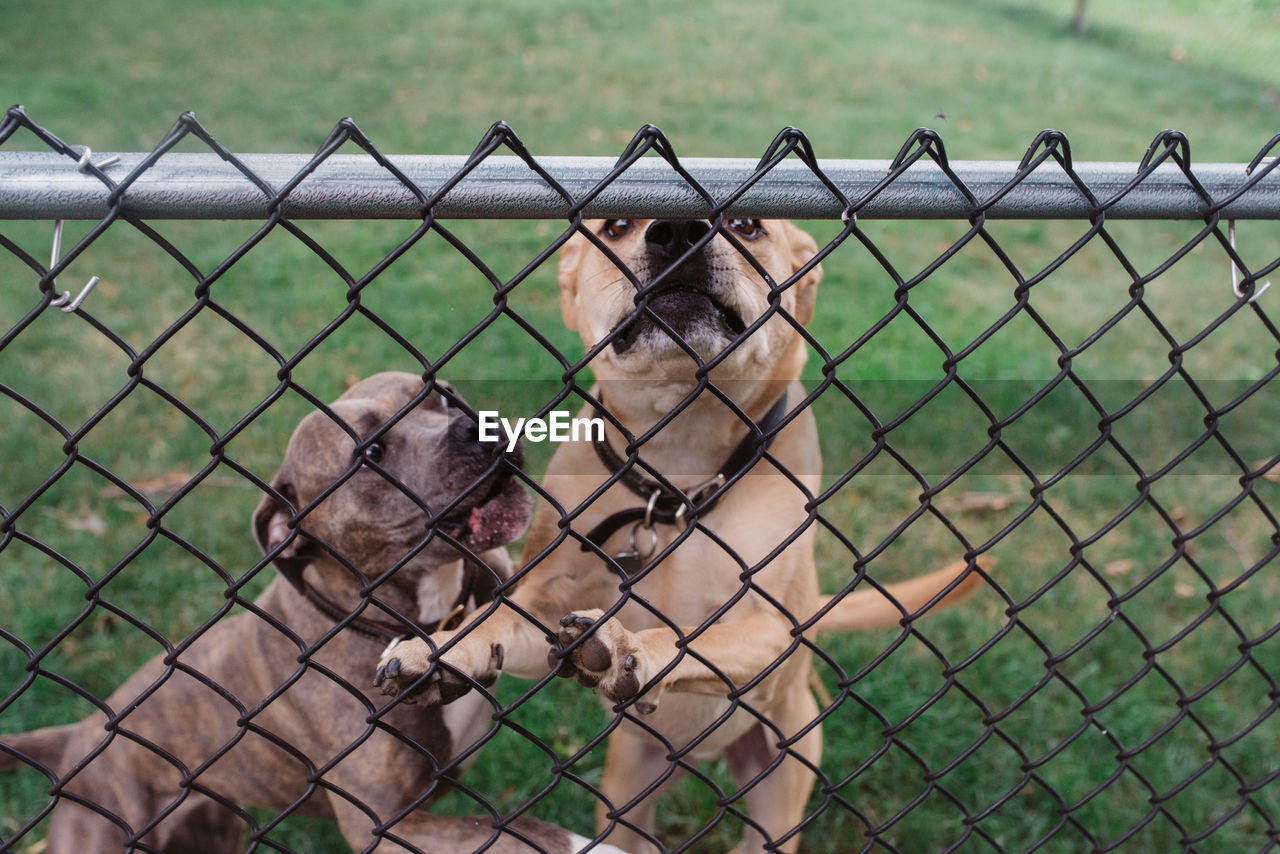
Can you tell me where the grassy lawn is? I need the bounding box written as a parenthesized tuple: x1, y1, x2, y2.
(3, 0, 1280, 851)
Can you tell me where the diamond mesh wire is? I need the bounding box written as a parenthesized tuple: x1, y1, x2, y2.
(2, 107, 1279, 853)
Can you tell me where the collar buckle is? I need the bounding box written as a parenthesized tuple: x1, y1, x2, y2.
(674, 473, 726, 528)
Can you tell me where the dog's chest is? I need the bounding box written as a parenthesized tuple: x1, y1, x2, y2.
(632, 694, 758, 757)
(609, 534, 745, 626)
(414, 560, 465, 625)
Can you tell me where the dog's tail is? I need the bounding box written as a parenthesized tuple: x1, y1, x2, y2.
(0, 723, 76, 774)
(811, 559, 988, 634)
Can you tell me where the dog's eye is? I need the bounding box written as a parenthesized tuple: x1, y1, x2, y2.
(362, 442, 386, 463)
(727, 219, 763, 239)
(601, 219, 632, 239)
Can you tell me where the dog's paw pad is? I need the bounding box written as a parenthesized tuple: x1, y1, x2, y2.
(576, 635, 614, 672)
(551, 611, 652, 706)
(610, 667, 640, 701)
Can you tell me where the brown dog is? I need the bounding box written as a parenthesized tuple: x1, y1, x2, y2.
(376, 221, 981, 852)
(0, 372, 621, 853)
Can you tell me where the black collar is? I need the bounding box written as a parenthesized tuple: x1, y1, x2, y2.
(287, 557, 495, 644)
(581, 392, 789, 551)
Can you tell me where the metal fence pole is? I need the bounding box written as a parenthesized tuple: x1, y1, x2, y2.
(1, 151, 1278, 220)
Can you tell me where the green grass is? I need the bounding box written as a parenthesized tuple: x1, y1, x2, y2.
(3, 0, 1280, 851)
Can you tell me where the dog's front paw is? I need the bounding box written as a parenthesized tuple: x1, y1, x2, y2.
(374, 635, 502, 706)
(549, 610, 659, 714)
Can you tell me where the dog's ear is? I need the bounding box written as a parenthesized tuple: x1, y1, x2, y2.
(557, 230, 588, 331)
(252, 482, 317, 585)
(781, 221, 823, 326)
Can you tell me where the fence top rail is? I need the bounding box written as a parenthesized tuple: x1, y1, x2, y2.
(1, 150, 1278, 221)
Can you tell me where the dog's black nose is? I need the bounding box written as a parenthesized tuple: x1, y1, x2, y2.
(644, 220, 713, 256)
(452, 410, 524, 467)
(450, 411, 482, 445)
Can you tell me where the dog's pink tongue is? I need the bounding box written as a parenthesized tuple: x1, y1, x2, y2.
(468, 498, 516, 536)
(468, 505, 486, 536)
(465, 481, 532, 546)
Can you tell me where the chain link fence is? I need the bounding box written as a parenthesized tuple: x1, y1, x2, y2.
(1, 106, 1279, 852)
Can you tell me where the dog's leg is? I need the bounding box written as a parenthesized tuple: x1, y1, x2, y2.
(724, 681, 822, 854)
(554, 607, 802, 709)
(44, 800, 130, 853)
(375, 606, 554, 702)
(44, 789, 243, 854)
(142, 794, 245, 854)
(0, 722, 78, 773)
(594, 724, 685, 854)
(333, 795, 630, 853)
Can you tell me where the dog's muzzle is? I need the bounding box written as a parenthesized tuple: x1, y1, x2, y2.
(610, 220, 746, 355)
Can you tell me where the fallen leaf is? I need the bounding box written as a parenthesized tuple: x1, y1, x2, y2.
(1104, 559, 1134, 578)
(952, 492, 1014, 513)
(65, 511, 106, 536)
(99, 471, 191, 499)
(966, 492, 1012, 511)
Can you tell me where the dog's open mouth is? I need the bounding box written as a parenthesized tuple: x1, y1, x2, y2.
(437, 473, 532, 551)
(611, 285, 746, 354)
